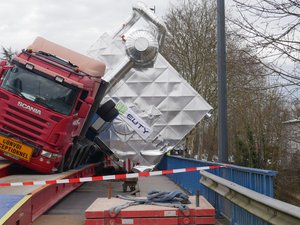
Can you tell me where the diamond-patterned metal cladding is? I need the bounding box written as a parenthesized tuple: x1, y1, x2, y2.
(88, 33, 212, 171)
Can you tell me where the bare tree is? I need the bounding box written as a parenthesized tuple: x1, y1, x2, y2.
(161, 0, 291, 170)
(162, 0, 218, 102)
(162, 0, 271, 159)
(162, 0, 218, 158)
(231, 0, 300, 100)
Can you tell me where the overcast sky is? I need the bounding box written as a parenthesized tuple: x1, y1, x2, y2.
(0, 0, 180, 55)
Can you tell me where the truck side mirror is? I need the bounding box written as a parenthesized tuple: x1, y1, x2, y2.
(0, 61, 13, 79)
(0, 61, 7, 78)
(78, 102, 90, 118)
(85, 96, 94, 104)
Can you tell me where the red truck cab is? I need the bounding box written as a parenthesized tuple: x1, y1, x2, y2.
(0, 37, 106, 173)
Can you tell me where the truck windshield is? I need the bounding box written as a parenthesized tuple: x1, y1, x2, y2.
(1, 65, 78, 115)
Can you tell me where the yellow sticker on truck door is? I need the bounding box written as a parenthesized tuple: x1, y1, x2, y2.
(0, 135, 33, 161)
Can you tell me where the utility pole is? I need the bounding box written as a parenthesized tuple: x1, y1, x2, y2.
(217, 0, 228, 163)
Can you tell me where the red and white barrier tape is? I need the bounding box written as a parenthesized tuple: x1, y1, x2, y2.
(0, 165, 223, 187)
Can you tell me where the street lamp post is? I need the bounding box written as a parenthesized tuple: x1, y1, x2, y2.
(217, 0, 228, 163)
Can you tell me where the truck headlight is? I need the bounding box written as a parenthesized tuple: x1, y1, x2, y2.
(41, 150, 62, 159)
(41, 150, 52, 158)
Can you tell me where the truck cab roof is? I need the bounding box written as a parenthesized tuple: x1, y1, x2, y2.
(27, 37, 106, 78)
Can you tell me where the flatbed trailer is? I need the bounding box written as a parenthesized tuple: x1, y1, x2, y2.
(0, 162, 216, 225)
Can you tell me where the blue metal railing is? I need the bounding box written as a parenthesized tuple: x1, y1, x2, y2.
(157, 156, 278, 225)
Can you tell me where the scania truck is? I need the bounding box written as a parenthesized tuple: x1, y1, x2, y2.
(0, 37, 110, 173)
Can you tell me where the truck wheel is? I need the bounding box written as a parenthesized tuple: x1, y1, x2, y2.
(58, 148, 72, 172)
(76, 144, 91, 166)
(68, 147, 81, 169)
(86, 145, 103, 163)
(71, 147, 85, 169)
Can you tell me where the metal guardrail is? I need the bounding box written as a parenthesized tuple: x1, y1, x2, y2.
(200, 170, 300, 225)
(157, 156, 278, 225)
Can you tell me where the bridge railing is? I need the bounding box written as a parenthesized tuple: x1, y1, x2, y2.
(200, 170, 300, 225)
(157, 156, 278, 225)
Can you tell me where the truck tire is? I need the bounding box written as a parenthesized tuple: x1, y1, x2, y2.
(71, 144, 88, 169)
(68, 145, 82, 169)
(58, 147, 73, 172)
(86, 144, 104, 163)
(76, 144, 93, 166)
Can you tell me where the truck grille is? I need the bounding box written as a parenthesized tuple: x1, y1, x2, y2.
(1, 104, 48, 142)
